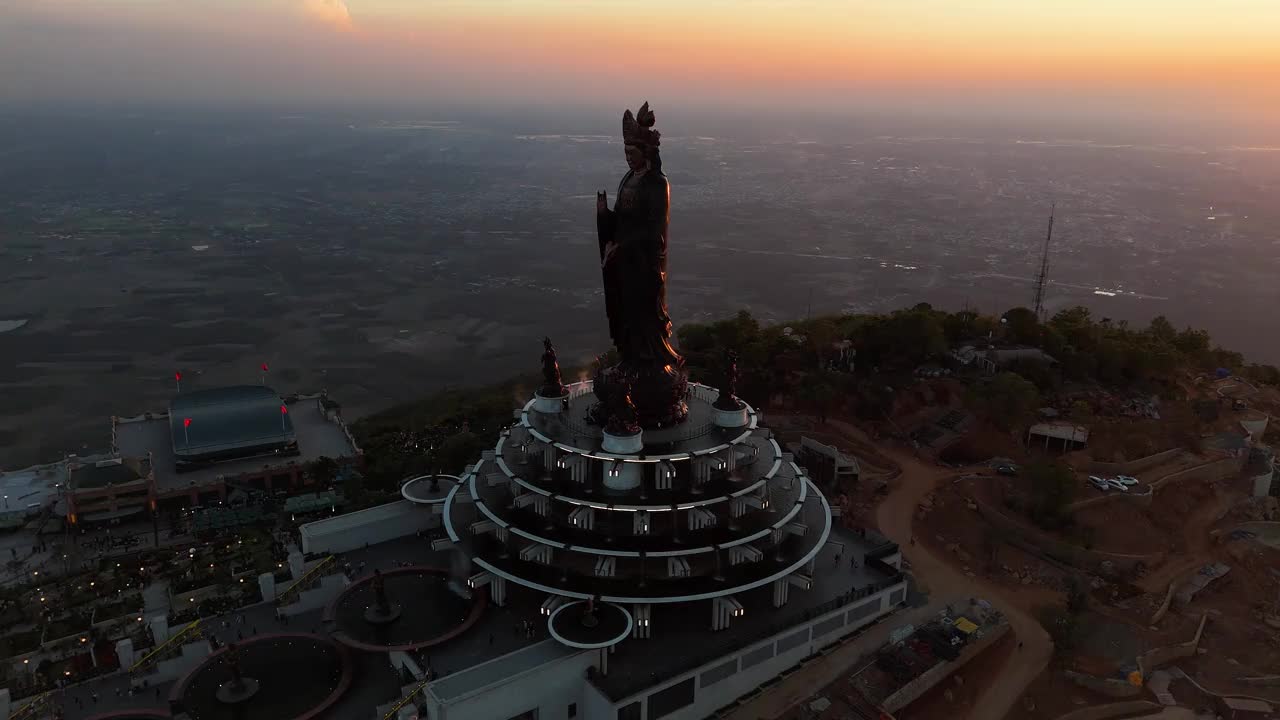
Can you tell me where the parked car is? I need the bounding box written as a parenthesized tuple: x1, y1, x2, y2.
(1115, 475, 1139, 486)
(1107, 479, 1130, 492)
(1088, 476, 1110, 491)
(996, 464, 1019, 477)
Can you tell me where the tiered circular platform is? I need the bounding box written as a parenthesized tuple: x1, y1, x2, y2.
(325, 566, 486, 652)
(442, 381, 833, 604)
(171, 634, 352, 720)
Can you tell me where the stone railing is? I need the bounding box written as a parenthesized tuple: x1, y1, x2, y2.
(1083, 448, 1184, 476)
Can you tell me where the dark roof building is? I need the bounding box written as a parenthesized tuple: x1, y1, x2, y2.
(66, 456, 155, 524)
(113, 389, 360, 503)
(169, 386, 297, 468)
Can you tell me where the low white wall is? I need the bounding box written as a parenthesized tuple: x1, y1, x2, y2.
(603, 579, 907, 720)
(299, 500, 439, 555)
(426, 647, 597, 720)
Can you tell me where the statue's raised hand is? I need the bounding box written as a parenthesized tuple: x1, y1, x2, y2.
(597, 191, 609, 214)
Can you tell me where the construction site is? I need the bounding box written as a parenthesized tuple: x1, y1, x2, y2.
(756, 365, 1279, 720)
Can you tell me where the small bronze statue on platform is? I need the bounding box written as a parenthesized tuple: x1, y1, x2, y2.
(214, 640, 260, 704)
(539, 337, 569, 397)
(593, 102, 689, 428)
(714, 349, 745, 411)
(225, 642, 245, 689)
(372, 569, 390, 616)
(364, 567, 402, 625)
(605, 373, 641, 436)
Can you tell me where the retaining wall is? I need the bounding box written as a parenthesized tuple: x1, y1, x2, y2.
(1137, 614, 1208, 677)
(1148, 455, 1246, 492)
(1053, 700, 1162, 720)
(974, 498, 1164, 573)
(1084, 449, 1184, 476)
(1065, 487, 1154, 513)
(1148, 578, 1180, 626)
(1064, 670, 1142, 698)
(883, 622, 1009, 712)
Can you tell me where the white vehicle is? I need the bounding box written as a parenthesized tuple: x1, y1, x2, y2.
(1107, 479, 1130, 492)
(1115, 475, 1139, 486)
(1088, 476, 1110, 491)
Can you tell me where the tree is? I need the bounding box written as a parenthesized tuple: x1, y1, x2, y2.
(1173, 327, 1210, 356)
(1024, 461, 1076, 529)
(1147, 315, 1176, 343)
(857, 308, 947, 371)
(1037, 604, 1081, 654)
(969, 372, 1040, 431)
(341, 468, 367, 506)
(310, 456, 339, 486)
(1002, 307, 1040, 345)
(1050, 306, 1096, 351)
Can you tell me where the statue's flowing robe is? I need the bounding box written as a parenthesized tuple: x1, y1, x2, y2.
(597, 169, 683, 371)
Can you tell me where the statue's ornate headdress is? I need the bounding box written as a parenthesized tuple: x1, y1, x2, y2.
(622, 102, 660, 148)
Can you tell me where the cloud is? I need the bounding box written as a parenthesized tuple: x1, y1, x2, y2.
(304, 0, 354, 32)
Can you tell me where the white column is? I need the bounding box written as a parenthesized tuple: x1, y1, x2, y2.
(258, 572, 276, 601)
(288, 551, 306, 580)
(490, 576, 507, 606)
(149, 614, 170, 644)
(115, 638, 135, 669)
(772, 578, 790, 608)
(603, 460, 642, 491)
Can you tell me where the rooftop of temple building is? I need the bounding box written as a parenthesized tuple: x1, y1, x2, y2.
(114, 392, 358, 494)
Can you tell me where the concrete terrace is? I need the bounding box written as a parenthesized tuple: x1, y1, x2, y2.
(115, 398, 357, 495)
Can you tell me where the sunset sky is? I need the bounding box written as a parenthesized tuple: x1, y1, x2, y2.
(3, 0, 1277, 134)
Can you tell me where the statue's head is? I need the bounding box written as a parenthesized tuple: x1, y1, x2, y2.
(622, 102, 661, 172)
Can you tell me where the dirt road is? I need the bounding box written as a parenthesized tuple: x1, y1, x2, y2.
(824, 420, 1054, 720)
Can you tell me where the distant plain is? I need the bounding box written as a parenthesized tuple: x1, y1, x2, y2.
(1, 110, 1277, 467)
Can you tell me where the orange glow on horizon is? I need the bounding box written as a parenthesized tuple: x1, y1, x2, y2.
(6, 1, 1278, 123)
(356, 2, 1279, 105)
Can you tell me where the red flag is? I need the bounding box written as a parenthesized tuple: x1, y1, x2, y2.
(183, 417, 192, 428)
(261, 363, 269, 372)
(175, 371, 182, 382)
(280, 404, 288, 415)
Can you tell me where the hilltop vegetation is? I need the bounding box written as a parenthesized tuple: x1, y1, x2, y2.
(352, 304, 1278, 489)
(679, 304, 1278, 427)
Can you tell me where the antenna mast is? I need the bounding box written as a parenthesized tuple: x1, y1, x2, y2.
(1032, 203, 1055, 320)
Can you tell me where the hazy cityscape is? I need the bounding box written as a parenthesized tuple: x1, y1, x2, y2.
(2, 110, 1277, 467)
